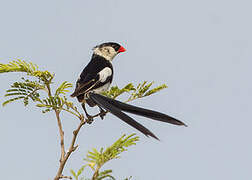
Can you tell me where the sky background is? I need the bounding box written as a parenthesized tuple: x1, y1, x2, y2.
(0, 0, 252, 179)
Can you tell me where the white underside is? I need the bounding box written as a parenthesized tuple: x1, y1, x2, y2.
(91, 82, 111, 94)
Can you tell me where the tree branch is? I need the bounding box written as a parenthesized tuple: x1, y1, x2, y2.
(1, 61, 165, 180)
(59, 175, 72, 179)
(91, 165, 101, 180)
(55, 110, 65, 163)
(54, 114, 86, 180)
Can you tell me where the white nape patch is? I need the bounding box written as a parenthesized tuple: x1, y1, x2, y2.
(92, 82, 111, 94)
(93, 46, 117, 61)
(98, 67, 112, 82)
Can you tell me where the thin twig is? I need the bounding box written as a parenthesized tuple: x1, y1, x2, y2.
(91, 165, 101, 180)
(59, 175, 73, 179)
(55, 110, 65, 163)
(54, 115, 86, 180)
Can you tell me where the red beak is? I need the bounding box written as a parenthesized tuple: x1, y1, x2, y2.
(118, 46, 126, 53)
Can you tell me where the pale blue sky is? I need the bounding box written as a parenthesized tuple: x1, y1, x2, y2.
(1, 0, 252, 179)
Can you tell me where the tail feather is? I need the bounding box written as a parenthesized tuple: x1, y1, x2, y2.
(90, 93, 187, 127)
(89, 93, 159, 140)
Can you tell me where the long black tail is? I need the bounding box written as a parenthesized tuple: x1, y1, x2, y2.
(89, 92, 159, 140)
(89, 93, 187, 139)
(90, 93, 187, 126)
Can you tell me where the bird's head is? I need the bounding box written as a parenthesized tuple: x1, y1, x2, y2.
(93, 42, 126, 61)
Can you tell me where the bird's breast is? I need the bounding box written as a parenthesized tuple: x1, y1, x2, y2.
(91, 82, 111, 94)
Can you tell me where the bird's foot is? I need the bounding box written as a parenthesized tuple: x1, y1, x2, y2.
(86, 115, 94, 124)
(99, 109, 106, 120)
(99, 112, 106, 120)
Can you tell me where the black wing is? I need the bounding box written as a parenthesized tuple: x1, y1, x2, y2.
(71, 55, 113, 98)
(71, 73, 99, 97)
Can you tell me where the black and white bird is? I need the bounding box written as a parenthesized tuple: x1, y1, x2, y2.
(71, 42, 186, 140)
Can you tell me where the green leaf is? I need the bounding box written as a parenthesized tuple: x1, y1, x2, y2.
(85, 134, 139, 167)
(55, 81, 73, 96)
(42, 108, 52, 113)
(97, 169, 115, 180)
(2, 96, 25, 106)
(144, 84, 168, 96)
(102, 81, 167, 104)
(0, 60, 54, 82)
(2, 78, 44, 106)
(0, 59, 37, 73)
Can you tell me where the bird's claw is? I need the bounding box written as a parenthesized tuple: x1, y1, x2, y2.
(99, 110, 106, 120)
(99, 113, 105, 120)
(86, 115, 94, 124)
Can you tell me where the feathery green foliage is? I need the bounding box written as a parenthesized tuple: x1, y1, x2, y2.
(0, 60, 80, 117)
(36, 96, 81, 117)
(96, 170, 116, 180)
(103, 83, 135, 99)
(55, 81, 73, 96)
(0, 59, 53, 82)
(85, 134, 139, 165)
(71, 134, 139, 180)
(3, 78, 43, 106)
(0, 59, 38, 73)
(103, 81, 167, 102)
